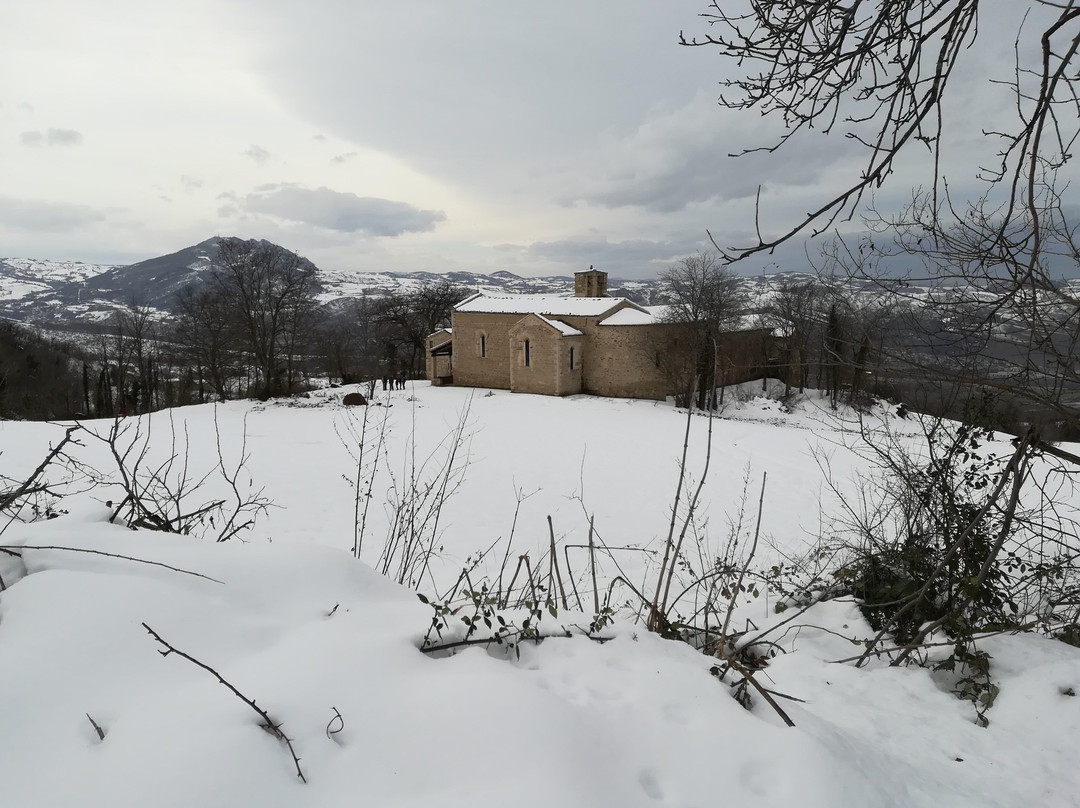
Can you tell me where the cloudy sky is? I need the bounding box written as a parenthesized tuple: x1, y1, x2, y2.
(0, 1, 1043, 279)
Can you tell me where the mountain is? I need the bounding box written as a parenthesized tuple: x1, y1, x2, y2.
(57, 238, 224, 311)
(0, 237, 676, 333)
(0, 238, 221, 330)
(6, 237, 887, 339)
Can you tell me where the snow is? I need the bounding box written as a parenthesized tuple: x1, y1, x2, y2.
(455, 292, 638, 317)
(0, 257, 120, 285)
(599, 306, 657, 325)
(599, 306, 786, 335)
(535, 314, 583, 336)
(1, 384, 1080, 806)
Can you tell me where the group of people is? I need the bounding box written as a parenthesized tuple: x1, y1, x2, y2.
(381, 376, 408, 391)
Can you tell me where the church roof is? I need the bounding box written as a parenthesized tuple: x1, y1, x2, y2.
(535, 315, 583, 336)
(454, 293, 637, 318)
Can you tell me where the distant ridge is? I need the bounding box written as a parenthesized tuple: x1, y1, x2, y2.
(0, 236, 838, 335)
(0, 236, 671, 331)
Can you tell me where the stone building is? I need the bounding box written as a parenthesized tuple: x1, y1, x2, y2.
(426, 268, 797, 400)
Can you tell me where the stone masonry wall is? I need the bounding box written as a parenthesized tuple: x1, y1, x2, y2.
(449, 312, 519, 389)
(508, 317, 583, 396)
(583, 324, 674, 399)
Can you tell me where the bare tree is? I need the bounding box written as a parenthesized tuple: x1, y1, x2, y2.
(762, 278, 826, 393)
(686, 2, 1080, 429)
(209, 238, 321, 399)
(656, 252, 747, 408)
(110, 303, 162, 414)
(372, 279, 471, 378)
(173, 285, 241, 402)
(683, 1, 1080, 264)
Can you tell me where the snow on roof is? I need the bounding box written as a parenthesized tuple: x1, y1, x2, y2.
(600, 307, 792, 336)
(599, 307, 659, 326)
(536, 315, 583, 336)
(454, 293, 631, 317)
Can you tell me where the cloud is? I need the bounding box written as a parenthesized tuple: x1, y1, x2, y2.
(523, 237, 692, 276)
(243, 185, 446, 236)
(245, 144, 271, 165)
(562, 95, 867, 214)
(330, 152, 358, 164)
(20, 128, 83, 147)
(0, 195, 105, 231)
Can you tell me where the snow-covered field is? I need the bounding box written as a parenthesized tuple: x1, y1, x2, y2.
(1, 383, 1079, 807)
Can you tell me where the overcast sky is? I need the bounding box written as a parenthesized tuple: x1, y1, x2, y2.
(0, 1, 1046, 279)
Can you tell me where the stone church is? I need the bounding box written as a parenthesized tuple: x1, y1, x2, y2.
(426, 268, 797, 400)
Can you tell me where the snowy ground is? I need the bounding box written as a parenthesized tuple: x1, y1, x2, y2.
(1, 383, 1079, 807)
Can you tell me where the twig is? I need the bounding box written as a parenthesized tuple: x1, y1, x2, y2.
(0, 426, 78, 513)
(588, 515, 599, 615)
(548, 515, 568, 610)
(3, 545, 224, 583)
(86, 713, 106, 741)
(562, 544, 584, 611)
(657, 376, 717, 628)
(326, 708, 344, 742)
(141, 622, 306, 783)
(720, 472, 767, 641)
(649, 379, 697, 630)
(714, 649, 797, 728)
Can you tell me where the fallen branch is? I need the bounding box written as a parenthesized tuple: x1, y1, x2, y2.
(418, 627, 609, 656)
(712, 649, 797, 728)
(141, 622, 306, 783)
(2, 545, 224, 584)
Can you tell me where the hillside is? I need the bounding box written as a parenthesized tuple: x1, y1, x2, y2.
(1, 385, 1079, 806)
(0, 238, 673, 331)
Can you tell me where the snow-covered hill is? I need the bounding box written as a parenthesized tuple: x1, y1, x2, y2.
(0, 238, 672, 330)
(1, 385, 1079, 806)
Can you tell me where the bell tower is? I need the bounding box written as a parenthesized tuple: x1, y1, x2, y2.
(574, 265, 608, 297)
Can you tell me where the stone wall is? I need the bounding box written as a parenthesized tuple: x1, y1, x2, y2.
(437, 305, 800, 399)
(449, 312, 520, 389)
(584, 323, 675, 400)
(508, 317, 583, 396)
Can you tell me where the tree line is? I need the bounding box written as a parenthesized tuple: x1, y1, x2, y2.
(6, 233, 1060, 436)
(0, 238, 471, 420)
(652, 248, 1074, 439)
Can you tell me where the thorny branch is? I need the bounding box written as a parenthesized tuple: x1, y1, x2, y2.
(142, 622, 306, 783)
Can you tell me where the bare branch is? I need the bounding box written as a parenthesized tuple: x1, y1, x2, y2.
(142, 622, 306, 783)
